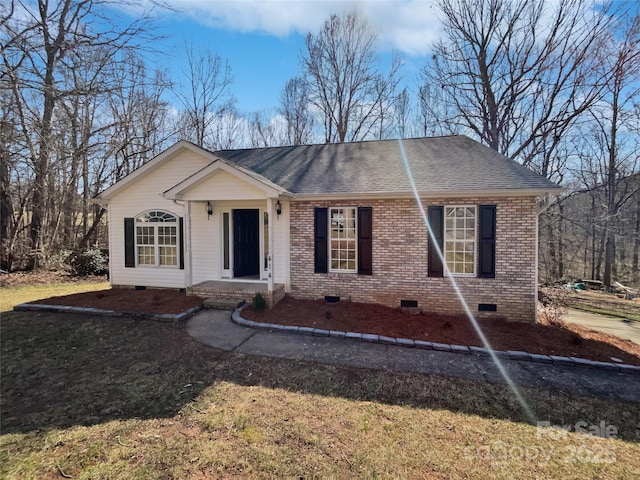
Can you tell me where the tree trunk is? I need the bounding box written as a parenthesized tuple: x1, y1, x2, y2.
(590, 196, 597, 280)
(633, 200, 639, 285)
(79, 207, 106, 248)
(604, 232, 616, 290)
(558, 204, 564, 279)
(595, 226, 607, 281)
(28, 0, 72, 268)
(603, 74, 620, 291)
(0, 121, 14, 271)
(546, 218, 558, 281)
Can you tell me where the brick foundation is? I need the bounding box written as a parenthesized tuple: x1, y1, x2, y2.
(187, 282, 285, 308)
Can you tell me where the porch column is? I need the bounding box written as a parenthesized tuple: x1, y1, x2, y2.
(184, 200, 192, 287)
(267, 197, 275, 293)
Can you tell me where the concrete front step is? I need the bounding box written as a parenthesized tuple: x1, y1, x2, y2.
(188, 281, 286, 308)
(203, 297, 246, 311)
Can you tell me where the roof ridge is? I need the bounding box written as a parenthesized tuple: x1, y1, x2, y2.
(215, 134, 463, 154)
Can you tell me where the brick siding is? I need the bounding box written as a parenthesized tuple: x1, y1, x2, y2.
(290, 197, 538, 322)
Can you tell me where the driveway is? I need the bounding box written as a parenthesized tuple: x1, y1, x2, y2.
(563, 308, 640, 344)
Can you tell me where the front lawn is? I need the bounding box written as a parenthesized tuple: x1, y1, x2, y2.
(2, 279, 639, 478)
(2, 307, 639, 478)
(0, 272, 109, 312)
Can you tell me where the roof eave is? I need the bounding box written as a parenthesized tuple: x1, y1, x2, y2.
(162, 160, 292, 200)
(292, 187, 564, 201)
(93, 140, 216, 201)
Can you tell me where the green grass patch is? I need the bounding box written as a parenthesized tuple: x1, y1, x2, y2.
(1, 308, 639, 479)
(0, 280, 110, 312)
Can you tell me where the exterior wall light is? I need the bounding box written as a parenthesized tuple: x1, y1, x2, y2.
(206, 201, 213, 219)
(275, 200, 282, 217)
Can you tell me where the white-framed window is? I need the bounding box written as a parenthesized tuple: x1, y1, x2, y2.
(135, 211, 178, 267)
(444, 206, 476, 275)
(329, 207, 357, 272)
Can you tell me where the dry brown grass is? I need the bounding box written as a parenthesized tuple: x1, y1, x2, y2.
(563, 288, 640, 321)
(2, 308, 639, 479)
(0, 276, 109, 312)
(1, 279, 639, 479)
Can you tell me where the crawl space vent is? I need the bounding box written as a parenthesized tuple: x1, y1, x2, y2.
(478, 303, 497, 312)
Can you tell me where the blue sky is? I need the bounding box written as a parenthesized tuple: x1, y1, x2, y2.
(130, 1, 441, 113)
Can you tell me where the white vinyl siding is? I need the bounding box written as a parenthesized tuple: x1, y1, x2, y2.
(182, 170, 266, 201)
(108, 147, 291, 290)
(444, 206, 476, 275)
(108, 150, 209, 288)
(190, 199, 290, 286)
(185, 168, 290, 285)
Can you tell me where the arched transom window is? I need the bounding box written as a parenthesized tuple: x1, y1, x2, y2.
(135, 211, 178, 266)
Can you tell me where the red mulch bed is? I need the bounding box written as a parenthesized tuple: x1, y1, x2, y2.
(30, 288, 203, 315)
(242, 296, 640, 366)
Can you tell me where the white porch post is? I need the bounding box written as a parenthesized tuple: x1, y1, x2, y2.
(267, 197, 274, 293)
(184, 200, 192, 287)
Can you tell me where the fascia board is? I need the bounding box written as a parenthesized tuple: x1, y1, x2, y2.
(291, 187, 565, 202)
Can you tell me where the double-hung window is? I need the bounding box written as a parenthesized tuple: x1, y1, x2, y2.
(329, 207, 357, 272)
(444, 206, 476, 275)
(314, 206, 372, 275)
(428, 204, 495, 278)
(135, 211, 178, 267)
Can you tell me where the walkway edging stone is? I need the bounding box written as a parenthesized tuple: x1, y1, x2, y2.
(13, 302, 203, 323)
(231, 304, 640, 376)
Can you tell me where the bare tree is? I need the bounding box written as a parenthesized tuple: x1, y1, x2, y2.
(588, 12, 640, 290)
(0, 114, 17, 271)
(301, 10, 401, 143)
(110, 52, 172, 180)
(1, 0, 160, 268)
(424, 0, 615, 180)
(634, 199, 640, 285)
(392, 87, 411, 138)
(248, 110, 287, 148)
(543, 8, 640, 288)
(279, 76, 315, 145)
(174, 44, 235, 150)
(416, 83, 456, 138)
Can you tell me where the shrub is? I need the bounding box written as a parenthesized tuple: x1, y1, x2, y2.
(252, 292, 267, 312)
(40, 249, 73, 273)
(67, 247, 109, 277)
(538, 287, 568, 326)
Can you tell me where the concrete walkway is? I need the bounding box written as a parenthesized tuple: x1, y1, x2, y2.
(187, 310, 640, 403)
(563, 308, 640, 344)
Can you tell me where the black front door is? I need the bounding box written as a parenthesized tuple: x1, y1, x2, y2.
(233, 209, 260, 277)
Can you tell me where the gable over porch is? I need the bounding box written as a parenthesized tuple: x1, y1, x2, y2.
(162, 158, 291, 299)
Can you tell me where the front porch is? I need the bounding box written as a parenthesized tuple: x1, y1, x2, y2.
(187, 280, 286, 310)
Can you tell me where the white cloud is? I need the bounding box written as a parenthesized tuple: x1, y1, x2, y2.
(154, 0, 441, 56)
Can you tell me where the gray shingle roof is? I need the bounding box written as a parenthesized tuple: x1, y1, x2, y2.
(214, 135, 561, 196)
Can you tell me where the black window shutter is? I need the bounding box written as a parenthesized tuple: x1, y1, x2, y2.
(427, 206, 444, 277)
(179, 217, 185, 270)
(357, 207, 373, 275)
(478, 205, 496, 278)
(124, 217, 135, 268)
(314, 207, 328, 273)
